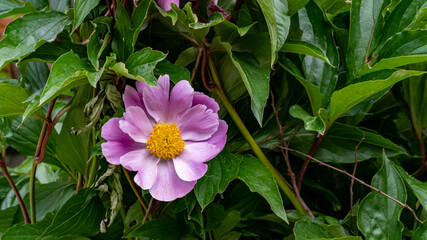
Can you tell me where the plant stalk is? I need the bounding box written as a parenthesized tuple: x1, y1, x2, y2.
(1, 147, 31, 223)
(122, 167, 149, 216)
(207, 55, 307, 215)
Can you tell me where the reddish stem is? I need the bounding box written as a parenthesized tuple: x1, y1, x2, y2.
(0, 148, 30, 223)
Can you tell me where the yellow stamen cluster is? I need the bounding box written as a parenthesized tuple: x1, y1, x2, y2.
(146, 122, 185, 159)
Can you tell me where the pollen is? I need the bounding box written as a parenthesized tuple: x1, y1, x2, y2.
(146, 122, 185, 159)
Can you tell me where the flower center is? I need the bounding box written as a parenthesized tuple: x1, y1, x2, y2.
(146, 122, 185, 159)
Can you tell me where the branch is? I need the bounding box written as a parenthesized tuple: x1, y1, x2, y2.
(350, 134, 365, 229)
(270, 89, 314, 217)
(280, 146, 423, 224)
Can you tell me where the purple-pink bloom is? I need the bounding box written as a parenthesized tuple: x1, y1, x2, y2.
(101, 75, 227, 201)
(157, 0, 179, 11)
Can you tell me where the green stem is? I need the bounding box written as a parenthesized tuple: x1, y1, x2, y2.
(207, 56, 307, 215)
(122, 167, 149, 217)
(29, 160, 38, 223)
(86, 129, 99, 187)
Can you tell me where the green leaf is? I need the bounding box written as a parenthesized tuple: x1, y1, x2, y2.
(1, 213, 53, 240)
(41, 188, 104, 238)
(23, 39, 87, 63)
(313, 0, 351, 16)
(288, 0, 309, 16)
(215, 38, 270, 126)
(0, 1, 36, 18)
(379, 0, 426, 47)
(110, 47, 167, 86)
(29, 182, 76, 221)
(131, 0, 152, 48)
(39, 51, 97, 106)
(278, 55, 324, 114)
(272, 0, 290, 53)
(88, 24, 110, 70)
(413, 220, 427, 240)
(237, 155, 287, 222)
(328, 70, 426, 125)
(346, 0, 390, 81)
(194, 152, 243, 210)
(0, 206, 18, 234)
(256, 0, 278, 66)
(293, 221, 333, 240)
(357, 152, 406, 239)
(111, 0, 132, 62)
(0, 83, 31, 117)
(213, 211, 241, 239)
(0, 11, 70, 70)
(397, 167, 427, 211)
(411, 7, 427, 30)
(128, 217, 183, 239)
(56, 85, 92, 174)
(175, 47, 198, 67)
(281, 40, 334, 67)
(402, 68, 427, 138)
(291, 123, 406, 164)
(73, 0, 100, 32)
(296, 2, 339, 107)
(153, 60, 190, 84)
(20, 62, 49, 92)
(50, 0, 70, 12)
(289, 104, 327, 135)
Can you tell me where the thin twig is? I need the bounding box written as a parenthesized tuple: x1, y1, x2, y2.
(122, 167, 148, 214)
(201, 48, 217, 91)
(143, 198, 153, 224)
(190, 48, 203, 83)
(270, 89, 314, 217)
(280, 146, 423, 224)
(350, 134, 365, 229)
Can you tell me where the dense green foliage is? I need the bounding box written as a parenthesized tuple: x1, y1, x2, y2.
(0, 0, 426, 239)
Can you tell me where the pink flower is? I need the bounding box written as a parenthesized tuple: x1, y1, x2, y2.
(157, 0, 179, 11)
(101, 75, 227, 201)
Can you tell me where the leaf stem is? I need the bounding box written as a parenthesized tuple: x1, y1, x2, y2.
(207, 55, 307, 215)
(122, 167, 149, 217)
(0, 146, 30, 223)
(29, 160, 38, 223)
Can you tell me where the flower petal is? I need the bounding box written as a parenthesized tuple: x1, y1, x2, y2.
(192, 92, 220, 113)
(206, 120, 227, 150)
(101, 118, 144, 165)
(173, 158, 207, 182)
(149, 160, 196, 201)
(143, 75, 170, 122)
(180, 142, 220, 163)
(123, 85, 142, 109)
(119, 106, 153, 143)
(119, 149, 159, 189)
(157, 0, 179, 11)
(168, 80, 194, 121)
(177, 105, 219, 141)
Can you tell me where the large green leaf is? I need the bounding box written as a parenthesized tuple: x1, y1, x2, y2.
(0, 1, 36, 18)
(278, 56, 324, 114)
(413, 220, 427, 240)
(215, 38, 270, 126)
(293, 221, 332, 239)
(291, 123, 406, 163)
(56, 85, 92, 174)
(0, 83, 31, 117)
(0, 11, 70, 69)
(1, 214, 54, 240)
(296, 1, 339, 107)
(0, 206, 18, 234)
(378, 0, 426, 48)
(397, 167, 427, 211)
(110, 47, 167, 87)
(39, 51, 97, 106)
(87, 24, 110, 70)
(328, 70, 425, 125)
(131, 0, 152, 48)
(194, 152, 243, 210)
(8, 117, 60, 168)
(111, 0, 132, 62)
(128, 217, 183, 239)
(281, 40, 334, 67)
(153, 60, 190, 84)
(313, 0, 351, 16)
(40, 188, 104, 238)
(237, 155, 287, 222)
(346, 0, 390, 81)
(73, 0, 100, 31)
(50, 0, 70, 12)
(28, 182, 76, 222)
(357, 152, 406, 239)
(288, 0, 309, 16)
